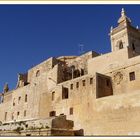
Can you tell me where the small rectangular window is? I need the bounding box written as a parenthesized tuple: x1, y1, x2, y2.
(52, 91, 55, 101)
(13, 98, 15, 106)
(25, 94, 27, 102)
(76, 82, 79, 88)
(18, 96, 21, 104)
(13, 102, 15, 106)
(17, 112, 20, 116)
(81, 69, 84, 76)
(49, 111, 56, 117)
(82, 80, 86, 86)
(106, 79, 110, 87)
(70, 84, 73, 90)
(70, 107, 73, 115)
(24, 110, 26, 117)
(5, 112, 7, 121)
(129, 72, 135, 81)
(132, 43, 135, 51)
(62, 87, 69, 99)
(11, 113, 14, 120)
(90, 78, 93, 84)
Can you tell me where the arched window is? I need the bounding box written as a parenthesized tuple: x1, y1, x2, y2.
(119, 41, 123, 49)
(36, 70, 40, 77)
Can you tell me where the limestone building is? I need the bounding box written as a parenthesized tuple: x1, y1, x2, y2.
(0, 8, 140, 136)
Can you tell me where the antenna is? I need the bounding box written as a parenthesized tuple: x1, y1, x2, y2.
(78, 43, 85, 55)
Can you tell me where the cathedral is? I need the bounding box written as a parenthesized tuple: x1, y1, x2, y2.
(0, 9, 140, 136)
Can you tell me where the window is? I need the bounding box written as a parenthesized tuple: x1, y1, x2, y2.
(24, 110, 26, 117)
(119, 41, 123, 49)
(17, 112, 20, 116)
(70, 107, 73, 115)
(70, 84, 73, 90)
(81, 69, 84, 76)
(36, 70, 40, 77)
(76, 82, 79, 88)
(82, 80, 86, 86)
(106, 79, 110, 87)
(4, 112, 7, 121)
(13, 102, 15, 106)
(25, 124, 28, 128)
(25, 94, 27, 102)
(18, 96, 21, 104)
(129, 72, 135, 81)
(52, 91, 55, 101)
(96, 73, 113, 98)
(90, 78, 93, 84)
(60, 113, 64, 116)
(11, 113, 14, 120)
(13, 98, 15, 106)
(62, 87, 69, 99)
(132, 43, 135, 51)
(49, 111, 56, 117)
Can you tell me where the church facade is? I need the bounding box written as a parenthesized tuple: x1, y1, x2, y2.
(0, 9, 140, 136)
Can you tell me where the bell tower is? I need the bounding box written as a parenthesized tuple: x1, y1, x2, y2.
(110, 8, 140, 53)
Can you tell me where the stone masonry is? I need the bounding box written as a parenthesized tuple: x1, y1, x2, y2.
(0, 9, 140, 136)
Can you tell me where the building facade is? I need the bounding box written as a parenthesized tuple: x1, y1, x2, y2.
(0, 9, 140, 136)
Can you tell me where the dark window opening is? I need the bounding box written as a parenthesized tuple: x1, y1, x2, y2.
(13, 98, 15, 106)
(82, 80, 86, 86)
(106, 79, 110, 87)
(13, 102, 15, 106)
(60, 113, 64, 116)
(70, 107, 73, 115)
(18, 96, 21, 104)
(36, 70, 40, 77)
(90, 78, 93, 84)
(25, 124, 28, 128)
(119, 41, 123, 49)
(26, 134, 31, 136)
(49, 111, 56, 117)
(24, 110, 26, 117)
(52, 91, 55, 101)
(81, 69, 84, 76)
(17, 112, 20, 116)
(129, 72, 135, 81)
(5, 112, 7, 121)
(70, 84, 73, 90)
(62, 87, 69, 99)
(132, 43, 135, 51)
(11, 113, 14, 120)
(25, 94, 27, 102)
(73, 70, 80, 78)
(76, 82, 79, 88)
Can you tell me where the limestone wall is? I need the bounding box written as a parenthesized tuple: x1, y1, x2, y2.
(88, 47, 129, 75)
(1, 42, 140, 136)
